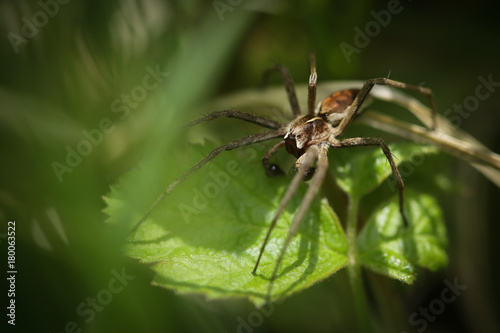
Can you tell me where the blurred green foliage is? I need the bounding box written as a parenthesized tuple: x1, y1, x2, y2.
(1, 0, 499, 332)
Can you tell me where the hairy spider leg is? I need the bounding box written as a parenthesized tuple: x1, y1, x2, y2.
(128, 128, 286, 235)
(261, 64, 301, 117)
(329, 136, 408, 226)
(262, 141, 287, 177)
(267, 145, 329, 299)
(186, 109, 282, 130)
(308, 51, 317, 116)
(334, 78, 437, 137)
(252, 143, 329, 290)
(252, 145, 320, 275)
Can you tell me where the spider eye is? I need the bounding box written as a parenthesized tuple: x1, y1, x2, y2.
(265, 164, 284, 177)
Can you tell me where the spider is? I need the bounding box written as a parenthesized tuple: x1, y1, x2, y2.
(128, 52, 437, 295)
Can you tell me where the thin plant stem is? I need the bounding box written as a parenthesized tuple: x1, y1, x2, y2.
(346, 194, 371, 333)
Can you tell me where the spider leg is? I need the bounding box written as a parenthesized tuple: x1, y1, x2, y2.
(265, 145, 329, 300)
(261, 64, 301, 117)
(186, 109, 282, 130)
(262, 141, 286, 177)
(308, 51, 317, 115)
(128, 128, 287, 235)
(329, 137, 408, 226)
(252, 145, 320, 276)
(334, 78, 437, 136)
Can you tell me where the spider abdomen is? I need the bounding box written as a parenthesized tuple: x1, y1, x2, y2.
(319, 89, 360, 126)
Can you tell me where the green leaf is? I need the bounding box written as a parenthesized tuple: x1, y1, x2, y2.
(105, 135, 447, 305)
(106, 139, 347, 306)
(357, 190, 448, 283)
(330, 143, 438, 197)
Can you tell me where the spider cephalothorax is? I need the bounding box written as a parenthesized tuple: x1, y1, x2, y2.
(285, 115, 331, 157)
(282, 114, 331, 180)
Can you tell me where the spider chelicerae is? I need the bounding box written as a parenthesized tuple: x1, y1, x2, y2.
(129, 51, 437, 294)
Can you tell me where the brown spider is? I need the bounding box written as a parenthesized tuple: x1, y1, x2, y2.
(128, 52, 436, 294)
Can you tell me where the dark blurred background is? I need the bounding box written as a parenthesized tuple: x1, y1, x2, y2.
(1, 0, 499, 332)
